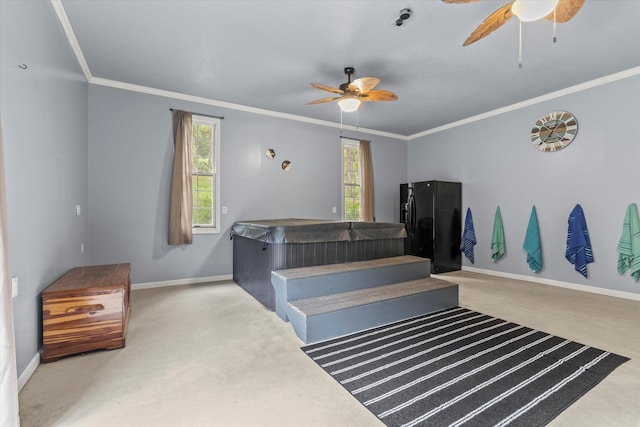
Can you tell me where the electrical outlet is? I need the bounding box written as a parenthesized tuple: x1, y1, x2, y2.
(222, 206, 228, 214)
(81, 243, 85, 254)
(332, 207, 337, 214)
(11, 276, 18, 298)
(76, 205, 81, 216)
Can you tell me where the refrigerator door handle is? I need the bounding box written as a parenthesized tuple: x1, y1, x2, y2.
(408, 193, 416, 235)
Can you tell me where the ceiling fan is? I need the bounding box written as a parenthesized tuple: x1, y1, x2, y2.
(442, 0, 584, 46)
(308, 67, 398, 112)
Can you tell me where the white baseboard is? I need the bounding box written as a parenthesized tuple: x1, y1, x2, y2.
(131, 274, 233, 291)
(18, 352, 40, 391)
(460, 266, 640, 301)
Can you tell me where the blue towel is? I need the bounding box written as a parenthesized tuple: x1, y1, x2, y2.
(565, 204, 594, 278)
(460, 207, 477, 263)
(616, 203, 640, 281)
(491, 206, 505, 262)
(523, 206, 543, 273)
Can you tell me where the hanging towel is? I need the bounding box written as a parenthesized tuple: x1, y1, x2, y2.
(460, 207, 477, 263)
(491, 206, 505, 262)
(523, 206, 543, 273)
(616, 203, 640, 282)
(565, 204, 594, 278)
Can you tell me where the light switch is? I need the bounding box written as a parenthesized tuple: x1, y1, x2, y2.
(76, 205, 81, 216)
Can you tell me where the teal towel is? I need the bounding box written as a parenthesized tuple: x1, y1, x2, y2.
(617, 203, 640, 281)
(523, 206, 543, 273)
(491, 206, 505, 262)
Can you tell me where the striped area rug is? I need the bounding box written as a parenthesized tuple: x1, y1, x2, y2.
(301, 307, 629, 427)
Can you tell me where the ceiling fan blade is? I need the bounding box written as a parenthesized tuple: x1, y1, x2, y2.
(361, 90, 398, 102)
(441, 0, 482, 3)
(307, 96, 341, 105)
(463, 2, 514, 46)
(349, 77, 380, 94)
(310, 83, 344, 95)
(545, 0, 584, 23)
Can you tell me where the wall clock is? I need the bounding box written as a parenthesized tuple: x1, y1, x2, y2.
(530, 111, 578, 152)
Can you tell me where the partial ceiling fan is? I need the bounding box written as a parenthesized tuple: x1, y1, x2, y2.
(442, 0, 584, 46)
(307, 67, 398, 112)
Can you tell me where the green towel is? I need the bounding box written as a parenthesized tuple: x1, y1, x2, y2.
(523, 206, 543, 273)
(491, 206, 505, 262)
(617, 203, 640, 281)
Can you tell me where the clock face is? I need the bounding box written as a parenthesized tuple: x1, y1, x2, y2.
(530, 111, 578, 152)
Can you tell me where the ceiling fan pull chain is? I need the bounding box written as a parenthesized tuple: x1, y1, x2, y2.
(553, 3, 557, 43)
(518, 20, 523, 68)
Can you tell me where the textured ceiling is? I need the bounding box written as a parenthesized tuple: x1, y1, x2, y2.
(59, 0, 640, 138)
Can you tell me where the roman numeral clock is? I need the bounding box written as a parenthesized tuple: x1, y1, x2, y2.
(530, 111, 578, 152)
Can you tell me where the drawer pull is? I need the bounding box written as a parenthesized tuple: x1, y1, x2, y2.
(65, 304, 104, 315)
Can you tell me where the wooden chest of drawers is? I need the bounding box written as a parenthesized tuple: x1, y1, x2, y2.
(41, 263, 131, 363)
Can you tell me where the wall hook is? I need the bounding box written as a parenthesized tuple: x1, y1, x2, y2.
(18, 64, 27, 70)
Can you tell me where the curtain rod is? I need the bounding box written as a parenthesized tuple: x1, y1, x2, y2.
(340, 136, 368, 142)
(169, 108, 224, 120)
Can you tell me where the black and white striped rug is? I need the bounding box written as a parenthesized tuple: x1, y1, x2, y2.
(301, 307, 629, 427)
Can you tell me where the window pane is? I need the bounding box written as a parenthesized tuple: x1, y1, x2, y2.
(196, 175, 213, 192)
(192, 175, 214, 226)
(191, 115, 219, 230)
(195, 207, 212, 225)
(198, 189, 212, 208)
(343, 142, 362, 221)
(192, 123, 213, 173)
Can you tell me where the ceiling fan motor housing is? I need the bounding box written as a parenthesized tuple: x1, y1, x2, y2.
(341, 67, 356, 92)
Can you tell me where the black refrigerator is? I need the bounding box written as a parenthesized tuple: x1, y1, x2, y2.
(400, 180, 462, 273)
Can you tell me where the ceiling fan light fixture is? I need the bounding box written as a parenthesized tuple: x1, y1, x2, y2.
(511, 0, 557, 22)
(338, 97, 361, 113)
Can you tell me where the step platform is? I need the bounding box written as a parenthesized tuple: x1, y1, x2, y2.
(271, 255, 458, 344)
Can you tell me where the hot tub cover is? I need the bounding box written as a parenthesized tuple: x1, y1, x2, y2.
(349, 221, 407, 241)
(231, 218, 406, 244)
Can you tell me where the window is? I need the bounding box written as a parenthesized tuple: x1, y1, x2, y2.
(342, 139, 362, 221)
(191, 115, 220, 233)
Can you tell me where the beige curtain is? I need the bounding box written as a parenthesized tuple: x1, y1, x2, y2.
(0, 119, 20, 426)
(359, 140, 375, 222)
(169, 111, 193, 245)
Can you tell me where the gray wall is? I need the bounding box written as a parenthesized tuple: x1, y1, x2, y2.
(408, 75, 640, 296)
(88, 85, 407, 284)
(0, 1, 89, 374)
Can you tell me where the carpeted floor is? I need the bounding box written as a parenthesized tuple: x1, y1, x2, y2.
(302, 307, 629, 427)
(17, 270, 640, 426)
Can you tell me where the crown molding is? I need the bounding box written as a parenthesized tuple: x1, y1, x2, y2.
(51, 0, 92, 81)
(89, 77, 408, 140)
(408, 66, 640, 140)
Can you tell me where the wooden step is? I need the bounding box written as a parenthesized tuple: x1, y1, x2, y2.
(271, 255, 431, 321)
(287, 277, 458, 344)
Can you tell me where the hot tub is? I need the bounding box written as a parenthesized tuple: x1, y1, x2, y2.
(231, 219, 407, 310)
